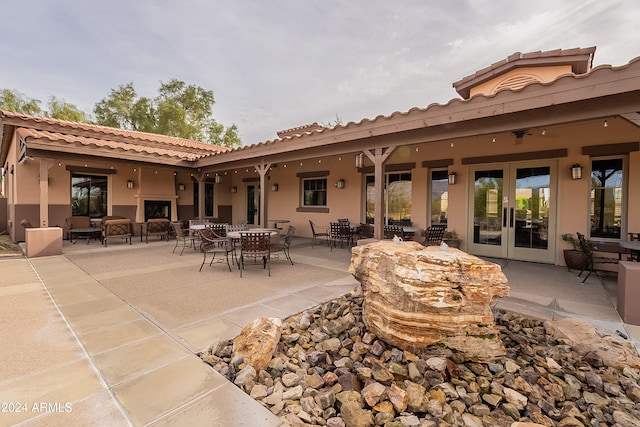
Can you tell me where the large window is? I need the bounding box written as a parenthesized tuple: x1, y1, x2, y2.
(365, 172, 412, 224)
(303, 178, 327, 206)
(194, 182, 215, 217)
(590, 158, 624, 239)
(430, 170, 449, 225)
(71, 174, 107, 218)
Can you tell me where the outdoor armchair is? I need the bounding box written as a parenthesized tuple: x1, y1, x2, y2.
(144, 218, 171, 243)
(171, 222, 190, 255)
(102, 218, 132, 247)
(199, 227, 233, 272)
(271, 225, 296, 265)
(309, 220, 329, 248)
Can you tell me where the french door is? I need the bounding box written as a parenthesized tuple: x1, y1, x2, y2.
(467, 160, 557, 263)
(246, 185, 260, 225)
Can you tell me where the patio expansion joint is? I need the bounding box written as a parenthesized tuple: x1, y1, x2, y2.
(25, 256, 134, 426)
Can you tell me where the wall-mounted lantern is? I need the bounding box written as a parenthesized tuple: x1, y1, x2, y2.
(335, 179, 345, 189)
(231, 186, 238, 193)
(571, 164, 583, 180)
(448, 172, 457, 185)
(127, 180, 134, 189)
(178, 183, 185, 191)
(215, 174, 222, 184)
(355, 153, 364, 169)
(271, 183, 279, 191)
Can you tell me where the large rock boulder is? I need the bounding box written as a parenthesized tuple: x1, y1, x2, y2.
(349, 240, 509, 360)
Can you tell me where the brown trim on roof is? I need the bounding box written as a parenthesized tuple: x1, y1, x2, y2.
(296, 207, 329, 213)
(358, 162, 416, 174)
(582, 142, 640, 156)
(66, 165, 116, 175)
(296, 170, 330, 178)
(422, 159, 454, 168)
(462, 149, 568, 165)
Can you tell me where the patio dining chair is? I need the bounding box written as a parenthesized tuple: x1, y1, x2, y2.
(383, 224, 405, 240)
(239, 232, 271, 277)
(421, 224, 446, 246)
(199, 227, 233, 272)
(271, 225, 296, 265)
(330, 222, 353, 250)
(309, 220, 329, 248)
(171, 222, 190, 255)
(576, 232, 618, 283)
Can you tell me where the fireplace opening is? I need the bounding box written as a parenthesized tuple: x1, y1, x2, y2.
(144, 200, 171, 222)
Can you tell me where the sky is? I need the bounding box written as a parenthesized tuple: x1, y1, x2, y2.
(1, 1, 639, 145)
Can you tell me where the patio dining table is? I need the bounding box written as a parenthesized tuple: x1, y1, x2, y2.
(620, 240, 640, 261)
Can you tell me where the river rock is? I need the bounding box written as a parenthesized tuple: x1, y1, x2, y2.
(349, 240, 509, 360)
(232, 317, 282, 371)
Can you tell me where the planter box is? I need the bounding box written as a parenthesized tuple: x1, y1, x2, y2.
(563, 249, 587, 271)
(25, 227, 63, 258)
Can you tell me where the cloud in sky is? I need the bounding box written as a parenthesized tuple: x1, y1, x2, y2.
(1, 0, 638, 145)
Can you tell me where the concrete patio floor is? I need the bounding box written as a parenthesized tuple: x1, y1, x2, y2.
(1, 236, 638, 426)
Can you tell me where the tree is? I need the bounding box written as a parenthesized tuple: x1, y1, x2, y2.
(0, 89, 91, 122)
(0, 89, 42, 115)
(93, 79, 242, 148)
(46, 96, 90, 122)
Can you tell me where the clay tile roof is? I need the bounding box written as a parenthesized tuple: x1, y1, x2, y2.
(276, 122, 324, 138)
(452, 46, 597, 99)
(1, 110, 227, 163)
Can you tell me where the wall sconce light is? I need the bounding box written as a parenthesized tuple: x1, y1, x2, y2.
(448, 172, 457, 185)
(271, 183, 279, 191)
(335, 179, 345, 189)
(215, 174, 222, 184)
(571, 164, 583, 180)
(127, 180, 134, 189)
(178, 183, 185, 191)
(230, 186, 238, 193)
(355, 153, 364, 169)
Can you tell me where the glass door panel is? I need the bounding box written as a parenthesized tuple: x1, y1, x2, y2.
(468, 161, 556, 263)
(469, 169, 505, 258)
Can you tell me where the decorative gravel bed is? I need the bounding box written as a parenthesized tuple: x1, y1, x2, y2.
(202, 286, 640, 427)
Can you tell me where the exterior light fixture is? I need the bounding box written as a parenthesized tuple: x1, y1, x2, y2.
(271, 183, 279, 191)
(603, 120, 608, 128)
(448, 172, 457, 185)
(215, 174, 222, 184)
(127, 180, 134, 189)
(230, 186, 238, 193)
(178, 183, 185, 191)
(335, 179, 345, 189)
(355, 153, 364, 169)
(571, 164, 583, 180)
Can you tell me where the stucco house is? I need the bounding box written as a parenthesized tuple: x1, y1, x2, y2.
(1, 46, 639, 267)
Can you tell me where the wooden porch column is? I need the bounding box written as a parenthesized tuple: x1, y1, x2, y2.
(254, 160, 271, 228)
(363, 146, 396, 240)
(39, 159, 49, 227)
(194, 173, 206, 219)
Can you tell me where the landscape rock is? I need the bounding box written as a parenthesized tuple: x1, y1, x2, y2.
(349, 240, 509, 360)
(232, 317, 282, 371)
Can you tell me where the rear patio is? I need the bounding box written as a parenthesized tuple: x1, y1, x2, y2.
(1, 237, 638, 426)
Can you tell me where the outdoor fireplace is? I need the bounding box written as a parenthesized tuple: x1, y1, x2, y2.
(144, 200, 171, 222)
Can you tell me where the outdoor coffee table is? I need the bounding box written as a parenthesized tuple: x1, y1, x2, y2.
(69, 227, 101, 244)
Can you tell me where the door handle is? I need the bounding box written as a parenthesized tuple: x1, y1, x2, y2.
(503, 208, 507, 227)
(510, 208, 514, 228)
